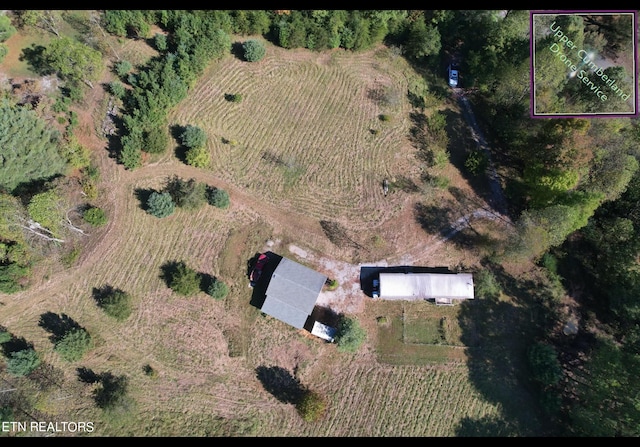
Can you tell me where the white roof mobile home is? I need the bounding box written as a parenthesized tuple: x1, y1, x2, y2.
(378, 272, 474, 304)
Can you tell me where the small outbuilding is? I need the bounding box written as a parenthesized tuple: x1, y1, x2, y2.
(261, 256, 328, 329)
(378, 272, 474, 305)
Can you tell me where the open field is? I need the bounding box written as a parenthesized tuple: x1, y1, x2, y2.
(0, 32, 544, 436)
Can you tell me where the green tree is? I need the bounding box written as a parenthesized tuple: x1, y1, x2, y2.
(206, 187, 230, 209)
(180, 125, 207, 149)
(6, 348, 41, 377)
(567, 338, 640, 436)
(146, 191, 175, 218)
(528, 342, 562, 388)
(42, 36, 104, 91)
(242, 39, 266, 62)
(0, 100, 66, 193)
(54, 328, 93, 362)
(0, 14, 17, 42)
(164, 176, 208, 210)
(98, 288, 132, 321)
(154, 33, 167, 51)
(207, 280, 228, 300)
(144, 126, 169, 154)
(169, 261, 201, 296)
(405, 18, 441, 59)
(335, 316, 366, 353)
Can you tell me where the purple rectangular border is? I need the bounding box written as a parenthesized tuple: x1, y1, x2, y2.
(530, 10, 638, 119)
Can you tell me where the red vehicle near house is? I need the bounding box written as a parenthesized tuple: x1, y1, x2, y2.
(250, 253, 269, 287)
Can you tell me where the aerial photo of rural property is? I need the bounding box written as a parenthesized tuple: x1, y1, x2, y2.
(1, 10, 639, 437)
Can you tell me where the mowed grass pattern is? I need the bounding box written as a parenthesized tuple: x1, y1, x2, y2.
(171, 44, 416, 228)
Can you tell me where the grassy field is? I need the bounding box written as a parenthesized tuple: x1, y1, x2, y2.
(0, 25, 545, 437)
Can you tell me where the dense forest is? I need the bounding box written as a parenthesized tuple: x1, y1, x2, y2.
(1, 10, 639, 436)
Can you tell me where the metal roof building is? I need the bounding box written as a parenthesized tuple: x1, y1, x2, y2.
(261, 257, 328, 329)
(378, 272, 474, 304)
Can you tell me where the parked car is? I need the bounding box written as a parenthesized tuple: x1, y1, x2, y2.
(372, 278, 380, 299)
(448, 64, 459, 88)
(250, 253, 268, 287)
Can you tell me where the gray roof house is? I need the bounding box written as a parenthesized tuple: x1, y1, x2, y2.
(261, 257, 328, 329)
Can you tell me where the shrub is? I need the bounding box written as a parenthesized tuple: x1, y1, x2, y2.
(225, 93, 242, 103)
(379, 114, 392, 122)
(143, 364, 157, 378)
(335, 316, 366, 353)
(83, 206, 108, 226)
(185, 145, 210, 168)
(6, 348, 41, 377)
(207, 187, 230, 209)
(55, 328, 93, 362)
(464, 149, 489, 176)
(146, 191, 175, 218)
(242, 39, 266, 62)
(207, 280, 228, 300)
(473, 270, 501, 300)
(528, 342, 563, 388)
(296, 389, 327, 422)
(169, 262, 201, 296)
(0, 44, 7, 63)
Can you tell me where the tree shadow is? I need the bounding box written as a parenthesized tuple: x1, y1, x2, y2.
(159, 260, 183, 288)
(414, 202, 454, 238)
(255, 365, 304, 404)
(0, 331, 33, 357)
(38, 312, 82, 344)
(169, 124, 188, 163)
(231, 41, 245, 60)
(133, 187, 155, 212)
(76, 366, 101, 384)
(19, 44, 51, 76)
(199, 273, 215, 293)
(92, 284, 121, 308)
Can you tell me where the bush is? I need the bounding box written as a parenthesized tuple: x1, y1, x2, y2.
(0, 44, 7, 63)
(207, 280, 228, 300)
(464, 149, 489, 176)
(225, 93, 242, 103)
(6, 348, 41, 377)
(296, 389, 327, 422)
(243, 39, 266, 62)
(207, 187, 230, 209)
(55, 328, 93, 362)
(528, 342, 562, 388)
(335, 316, 366, 353)
(83, 206, 108, 226)
(185, 145, 210, 168)
(473, 270, 501, 300)
(379, 114, 392, 122)
(146, 191, 175, 218)
(169, 262, 201, 296)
